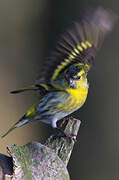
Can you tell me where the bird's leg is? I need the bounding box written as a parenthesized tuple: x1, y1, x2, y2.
(58, 117, 68, 128)
(56, 117, 77, 141)
(56, 127, 77, 142)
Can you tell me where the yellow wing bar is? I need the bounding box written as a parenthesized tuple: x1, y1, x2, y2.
(36, 7, 116, 85)
(51, 41, 92, 81)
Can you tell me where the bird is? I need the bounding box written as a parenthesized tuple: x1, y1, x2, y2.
(2, 7, 116, 138)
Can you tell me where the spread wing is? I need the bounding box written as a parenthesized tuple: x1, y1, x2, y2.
(36, 7, 116, 85)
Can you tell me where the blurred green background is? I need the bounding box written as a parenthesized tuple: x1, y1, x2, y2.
(0, 0, 119, 179)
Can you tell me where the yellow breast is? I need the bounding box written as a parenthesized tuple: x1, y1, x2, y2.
(62, 78, 88, 112)
(68, 87, 88, 108)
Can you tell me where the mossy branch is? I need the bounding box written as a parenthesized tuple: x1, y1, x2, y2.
(0, 117, 81, 180)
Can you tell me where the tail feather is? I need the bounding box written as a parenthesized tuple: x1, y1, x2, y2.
(1, 125, 17, 138)
(1, 118, 29, 138)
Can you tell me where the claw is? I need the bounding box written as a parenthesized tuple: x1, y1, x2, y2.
(56, 127, 77, 142)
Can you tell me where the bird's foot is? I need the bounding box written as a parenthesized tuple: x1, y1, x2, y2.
(56, 127, 77, 142)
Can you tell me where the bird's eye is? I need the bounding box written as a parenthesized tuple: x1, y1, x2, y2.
(77, 76, 81, 80)
(73, 75, 81, 80)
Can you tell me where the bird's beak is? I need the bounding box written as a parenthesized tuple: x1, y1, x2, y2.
(68, 78, 76, 88)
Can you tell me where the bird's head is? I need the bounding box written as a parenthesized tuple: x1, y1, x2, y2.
(65, 64, 88, 88)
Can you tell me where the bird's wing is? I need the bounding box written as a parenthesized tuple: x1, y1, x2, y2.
(10, 83, 54, 95)
(36, 7, 116, 85)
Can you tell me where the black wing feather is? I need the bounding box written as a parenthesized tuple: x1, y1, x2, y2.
(36, 7, 116, 85)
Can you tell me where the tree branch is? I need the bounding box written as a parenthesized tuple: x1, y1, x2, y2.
(1, 117, 81, 180)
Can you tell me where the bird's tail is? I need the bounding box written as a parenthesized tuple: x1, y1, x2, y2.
(1, 116, 29, 138)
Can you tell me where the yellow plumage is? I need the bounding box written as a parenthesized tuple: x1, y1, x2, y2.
(64, 87, 88, 112)
(66, 77, 88, 111)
